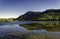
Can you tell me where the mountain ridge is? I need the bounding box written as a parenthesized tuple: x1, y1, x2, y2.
(16, 9, 60, 21)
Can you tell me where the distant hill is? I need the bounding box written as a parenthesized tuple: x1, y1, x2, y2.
(16, 11, 41, 21)
(16, 9, 60, 21)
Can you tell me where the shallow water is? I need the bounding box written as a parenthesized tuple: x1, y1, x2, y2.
(0, 24, 29, 37)
(0, 21, 60, 39)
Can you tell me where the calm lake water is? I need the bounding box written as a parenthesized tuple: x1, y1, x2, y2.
(0, 21, 60, 39)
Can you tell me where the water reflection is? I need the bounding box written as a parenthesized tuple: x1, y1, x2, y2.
(0, 24, 29, 37)
(0, 21, 60, 39)
(26, 30, 60, 39)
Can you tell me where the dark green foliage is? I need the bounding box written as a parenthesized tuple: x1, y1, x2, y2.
(16, 9, 60, 21)
(0, 18, 14, 22)
(16, 11, 41, 21)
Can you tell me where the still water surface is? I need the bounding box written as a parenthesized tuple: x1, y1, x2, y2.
(0, 21, 60, 39)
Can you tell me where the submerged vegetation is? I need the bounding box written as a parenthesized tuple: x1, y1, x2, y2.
(25, 30, 60, 39)
(0, 30, 60, 39)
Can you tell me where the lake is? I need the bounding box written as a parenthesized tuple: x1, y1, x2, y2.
(0, 21, 60, 39)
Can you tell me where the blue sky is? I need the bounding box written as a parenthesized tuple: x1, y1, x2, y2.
(0, 0, 60, 18)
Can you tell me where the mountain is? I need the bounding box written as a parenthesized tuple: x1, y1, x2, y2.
(36, 9, 60, 21)
(16, 9, 60, 21)
(16, 11, 41, 21)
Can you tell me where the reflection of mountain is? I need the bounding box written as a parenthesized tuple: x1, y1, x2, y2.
(16, 9, 60, 21)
